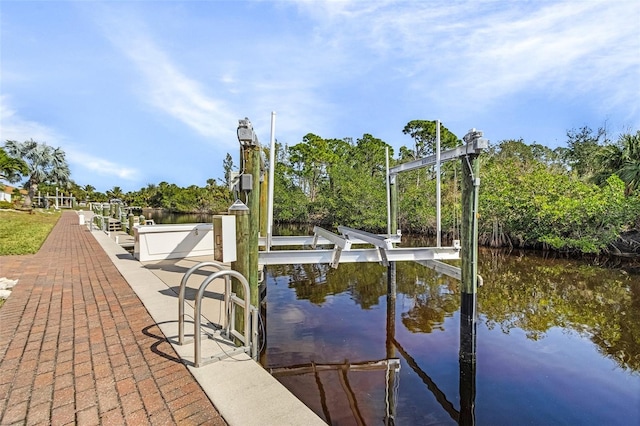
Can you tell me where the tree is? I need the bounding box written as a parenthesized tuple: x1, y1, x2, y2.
(0, 147, 29, 183)
(288, 133, 339, 202)
(3, 139, 70, 208)
(595, 131, 640, 195)
(106, 186, 124, 201)
(563, 126, 606, 178)
(223, 153, 235, 188)
(84, 185, 95, 201)
(401, 120, 460, 158)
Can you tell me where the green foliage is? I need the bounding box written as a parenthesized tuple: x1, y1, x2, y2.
(3, 139, 70, 208)
(594, 131, 640, 195)
(401, 120, 460, 158)
(479, 140, 639, 253)
(0, 147, 29, 183)
(563, 126, 606, 178)
(63, 120, 639, 256)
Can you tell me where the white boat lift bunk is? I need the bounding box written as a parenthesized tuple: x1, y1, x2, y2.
(258, 120, 487, 285)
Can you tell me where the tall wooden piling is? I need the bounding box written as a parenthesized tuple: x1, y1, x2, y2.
(230, 199, 250, 334)
(230, 200, 250, 299)
(236, 118, 261, 308)
(460, 149, 479, 316)
(459, 129, 481, 425)
(242, 145, 261, 308)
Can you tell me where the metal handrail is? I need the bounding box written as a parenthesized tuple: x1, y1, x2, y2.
(178, 261, 226, 345)
(194, 270, 251, 367)
(178, 262, 255, 367)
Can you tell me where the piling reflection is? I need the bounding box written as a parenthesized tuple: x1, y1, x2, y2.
(266, 248, 639, 373)
(263, 244, 639, 424)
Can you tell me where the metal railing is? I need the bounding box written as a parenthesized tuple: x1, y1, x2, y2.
(178, 262, 257, 367)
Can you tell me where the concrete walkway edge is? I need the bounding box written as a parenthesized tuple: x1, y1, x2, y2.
(90, 225, 326, 425)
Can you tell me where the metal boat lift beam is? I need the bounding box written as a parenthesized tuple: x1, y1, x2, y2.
(258, 233, 402, 248)
(337, 225, 397, 266)
(389, 135, 488, 175)
(312, 226, 352, 268)
(258, 247, 460, 266)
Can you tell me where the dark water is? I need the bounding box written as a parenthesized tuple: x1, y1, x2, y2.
(262, 248, 640, 425)
(145, 212, 639, 424)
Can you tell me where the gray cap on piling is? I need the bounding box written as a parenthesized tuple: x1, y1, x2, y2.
(228, 199, 249, 214)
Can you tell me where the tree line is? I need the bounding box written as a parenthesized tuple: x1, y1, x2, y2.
(2, 122, 639, 255)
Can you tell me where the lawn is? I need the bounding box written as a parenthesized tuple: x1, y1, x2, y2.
(0, 209, 61, 255)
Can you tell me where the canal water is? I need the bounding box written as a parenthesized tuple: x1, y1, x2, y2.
(144, 212, 639, 425)
(261, 247, 639, 425)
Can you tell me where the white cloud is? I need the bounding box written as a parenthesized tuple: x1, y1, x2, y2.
(291, 0, 640, 119)
(1, 96, 138, 184)
(66, 148, 139, 181)
(96, 11, 238, 146)
(0, 95, 63, 145)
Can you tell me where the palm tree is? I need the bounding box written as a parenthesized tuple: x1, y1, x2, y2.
(84, 184, 95, 201)
(106, 186, 124, 202)
(0, 146, 29, 183)
(3, 139, 70, 208)
(594, 131, 640, 195)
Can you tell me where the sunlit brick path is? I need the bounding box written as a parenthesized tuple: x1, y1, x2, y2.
(0, 211, 226, 425)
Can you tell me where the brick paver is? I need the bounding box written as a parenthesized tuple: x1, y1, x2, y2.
(0, 211, 226, 425)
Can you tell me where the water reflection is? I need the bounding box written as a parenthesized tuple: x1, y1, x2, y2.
(263, 242, 640, 425)
(266, 247, 639, 374)
(478, 248, 640, 372)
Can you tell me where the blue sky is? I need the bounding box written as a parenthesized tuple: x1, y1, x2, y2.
(1, 1, 639, 193)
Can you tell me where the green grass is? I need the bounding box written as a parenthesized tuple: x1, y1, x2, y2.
(0, 209, 61, 255)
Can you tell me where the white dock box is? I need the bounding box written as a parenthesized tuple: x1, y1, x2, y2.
(213, 215, 236, 263)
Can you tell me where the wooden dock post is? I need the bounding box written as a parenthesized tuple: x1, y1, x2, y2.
(236, 118, 261, 308)
(230, 200, 250, 296)
(229, 200, 250, 335)
(128, 213, 135, 236)
(459, 129, 482, 425)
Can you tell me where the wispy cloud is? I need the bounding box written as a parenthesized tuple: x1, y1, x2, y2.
(0, 95, 63, 144)
(292, 0, 640, 119)
(1, 96, 139, 184)
(96, 9, 238, 145)
(66, 148, 139, 181)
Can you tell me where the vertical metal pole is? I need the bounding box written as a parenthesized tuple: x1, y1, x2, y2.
(386, 147, 392, 235)
(436, 120, 441, 247)
(267, 112, 276, 251)
(55, 187, 59, 209)
(390, 174, 398, 235)
(260, 166, 268, 241)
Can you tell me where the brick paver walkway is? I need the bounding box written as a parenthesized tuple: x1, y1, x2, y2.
(0, 211, 226, 425)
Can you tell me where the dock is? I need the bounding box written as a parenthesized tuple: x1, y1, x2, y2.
(0, 211, 325, 425)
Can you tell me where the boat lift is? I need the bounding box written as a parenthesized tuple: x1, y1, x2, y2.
(257, 120, 487, 286)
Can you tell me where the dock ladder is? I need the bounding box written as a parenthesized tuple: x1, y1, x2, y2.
(178, 262, 258, 367)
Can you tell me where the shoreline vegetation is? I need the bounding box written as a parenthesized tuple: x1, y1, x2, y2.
(3, 126, 639, 261)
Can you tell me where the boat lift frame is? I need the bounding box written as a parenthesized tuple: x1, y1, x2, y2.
(258, 124, 487, 284)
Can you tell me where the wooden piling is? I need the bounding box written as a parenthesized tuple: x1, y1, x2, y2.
(229, 200, 250, 337)
(458, 131, 481, 425)
(460, 152, 479, 312)
(240, 145, 261, 308)
(128, 213, 135, 236)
